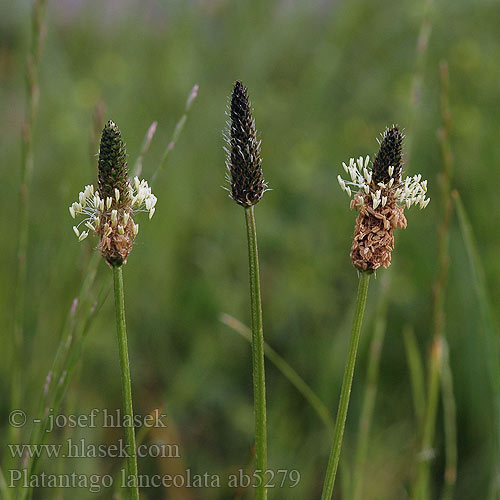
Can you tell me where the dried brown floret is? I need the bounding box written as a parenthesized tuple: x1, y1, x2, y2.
(350, 193, 407, 271)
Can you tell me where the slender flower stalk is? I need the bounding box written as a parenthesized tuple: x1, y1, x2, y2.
(322, 126, 430, 499)
(351, 277, 390, 500)
(225, 81, 268, 500)
(321, 271, 370, 500)
(113, 265, 139, 500)
(69, 121, 158, 500)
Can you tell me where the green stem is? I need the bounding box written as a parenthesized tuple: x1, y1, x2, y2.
(220, 313, 334, 432)
(321, 271, 371, 500)
(454, 191, 500, 497)
(244, 206, 267, 500)
(351, 280, 388, 500)
(440, 339, 457, 500)
(112, 266, 140, 500)
(11, 0, 47, 449)
(413, 337, 443, 500)
(151, 84, 198, 185)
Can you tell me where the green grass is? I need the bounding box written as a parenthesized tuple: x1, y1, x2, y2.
(2, 0, 500, 498)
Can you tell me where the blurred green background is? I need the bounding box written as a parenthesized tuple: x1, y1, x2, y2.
(1, 0, 499, 498)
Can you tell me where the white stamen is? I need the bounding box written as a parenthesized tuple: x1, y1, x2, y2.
(133, 223, 139, 236)
(111, 210, 117, 223)
(106, 197, 112, 210)
(78, 231, 89, 241)
(123, 212, 130, 225)
(118, 225, 124, 235)
(115, 188, 120, 202)
(73, 226, 80, 237)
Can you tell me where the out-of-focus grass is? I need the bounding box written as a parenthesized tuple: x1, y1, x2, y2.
(1, 0, 499, 498)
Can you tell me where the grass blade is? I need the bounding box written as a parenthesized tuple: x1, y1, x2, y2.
(453, 190, 500, 496)
(220, 313, 334, 431)
(440, 338, 457, 500)
(0, 465, 12, 500)
(403, 326, 426, 427)
(435, 60, 457, 500)
(11, 0, 47, 448)
(413, 337, 443, 500)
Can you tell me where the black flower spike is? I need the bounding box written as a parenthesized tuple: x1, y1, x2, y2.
(98, 120, 129, 207)
(226, 81, 266, 207)
(371, 125, 404, 185)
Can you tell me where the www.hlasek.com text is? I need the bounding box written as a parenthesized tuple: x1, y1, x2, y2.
(9, 439, 180, 459)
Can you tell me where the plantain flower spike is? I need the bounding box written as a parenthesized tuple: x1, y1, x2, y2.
(69, 120, 157, 266)
(337, 125, 430, 271)
(225, 80, 268, 207)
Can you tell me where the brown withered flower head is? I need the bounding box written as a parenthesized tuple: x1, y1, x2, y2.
(225, 80, 268, 207)
(337, 125, 430, 272)
(69, 120, 157, 267)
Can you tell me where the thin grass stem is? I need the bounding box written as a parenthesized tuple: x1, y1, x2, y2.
(11, 0, 47, 447)
(435, 60, 457, 500)
(453, 191, 500, 496)
(220, 313, 334, 432)
(20, 286, 109, 500)
(244, 205, 267, 500)
(321, 271, 371, 500)
(412, 337, 443, 500)
(439, 338, 457, 500)
(0, 465, 11, 500)
(351, 278, 389, 500)
(112, 266, 140, 500)
(406, 0, 435, 162)
(403, 325, 427, 428)
(151, 84, 198, 185)
(133, 121, 158, 177)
